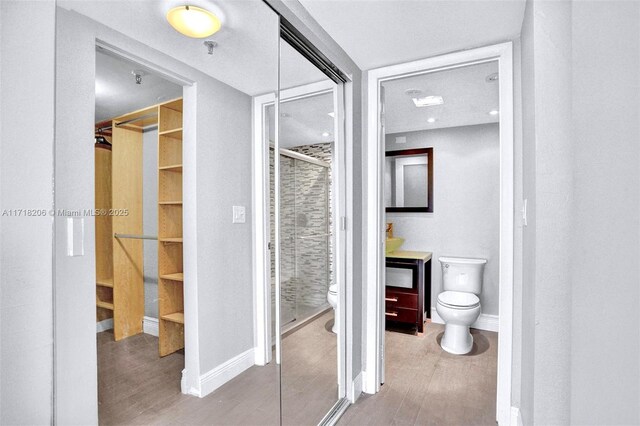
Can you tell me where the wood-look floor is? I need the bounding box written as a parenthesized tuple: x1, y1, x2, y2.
(339, 324, 498, 426)
(98, 315, 496, 425)
(97, 311, 337, 425)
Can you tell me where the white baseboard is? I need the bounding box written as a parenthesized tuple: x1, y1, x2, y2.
(510, 406, 523, 426)
(430, 308, 499, 333)
(96, 318, 113, 333)
(196, 348, 255, 398)
(143, 316, 159, 337)
(349, 372, 363, 403)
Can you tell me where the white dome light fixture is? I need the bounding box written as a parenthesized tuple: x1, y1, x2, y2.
(166, 5, 221, 38)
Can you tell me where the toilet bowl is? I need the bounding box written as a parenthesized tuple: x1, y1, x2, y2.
(436, 291, 481, 354)
(437, 256, 487, 355)
(327, 284, 338, 333)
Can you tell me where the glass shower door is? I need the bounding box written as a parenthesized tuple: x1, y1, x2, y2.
(279, 155, 331, 330)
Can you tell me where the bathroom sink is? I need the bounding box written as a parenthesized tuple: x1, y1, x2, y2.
(386, 237, 405, 254)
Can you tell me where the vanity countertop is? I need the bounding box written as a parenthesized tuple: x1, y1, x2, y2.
(386, 250, 432, 261)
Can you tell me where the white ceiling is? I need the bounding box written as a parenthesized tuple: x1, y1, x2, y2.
(59, 0, 321, 96)
(382, 60, 499, 134)
(267, 92, 335, 148)
(95, 50, 182, 122)
(299, 0, 526, 70)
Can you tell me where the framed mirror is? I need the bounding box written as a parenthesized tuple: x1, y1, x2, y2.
(385, 147, 433, 212)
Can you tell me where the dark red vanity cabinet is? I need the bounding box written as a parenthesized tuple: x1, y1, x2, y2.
(385, 253, 432, 333)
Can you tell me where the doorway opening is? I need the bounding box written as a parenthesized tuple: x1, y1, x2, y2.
(364, 43, 515, 425)
(93, 46, 188, 423)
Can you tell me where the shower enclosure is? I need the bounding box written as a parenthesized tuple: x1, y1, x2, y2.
(271, 147, 332, 331)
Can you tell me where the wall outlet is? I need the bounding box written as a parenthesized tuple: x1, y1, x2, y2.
(232, 206, 246, 224)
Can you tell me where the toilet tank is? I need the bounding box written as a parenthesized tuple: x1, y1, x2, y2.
(439, 256, 487, 294)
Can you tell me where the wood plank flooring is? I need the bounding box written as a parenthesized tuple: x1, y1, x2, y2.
(97, 329, 280, 425)
(97, 314, 496, 425)
(281, 311, 338, 425)
(338, 324, 498, 426)
(97, 311, 337, 425)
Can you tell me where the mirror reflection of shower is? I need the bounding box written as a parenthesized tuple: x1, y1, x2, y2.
(267, 91, 335, 335)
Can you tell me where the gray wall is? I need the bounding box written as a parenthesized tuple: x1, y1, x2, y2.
(143, 129, 158, 319)
(519, 0, 640, 424)
(520, 1, 574, 424)
(385, 124, 500, 316)
(570, 1, 639, 424)
(0, 1, 56, 423)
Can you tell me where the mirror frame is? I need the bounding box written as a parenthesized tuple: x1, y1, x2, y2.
(385, 147, 433, 213)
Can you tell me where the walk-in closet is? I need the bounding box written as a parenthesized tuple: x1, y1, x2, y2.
(93, 48, 186, 419)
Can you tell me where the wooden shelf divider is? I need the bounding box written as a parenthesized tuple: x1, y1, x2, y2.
(161, 312, 184, 324)
(159, 237, 183, 244)
(159, 164, 183, 172)
(97, 301, 114, 311)
(160, 273, 184, 282)
(96, 278, 114, 288)
(158, 99, 185, 357)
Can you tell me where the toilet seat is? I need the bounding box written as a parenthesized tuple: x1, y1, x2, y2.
(437, 291, 480, 309)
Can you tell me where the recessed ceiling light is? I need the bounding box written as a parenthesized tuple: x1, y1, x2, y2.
(328, 112, 335, 118)
(322, 132, 331, 137)
(412, 96, 444, 107)
(489, 109, 499, 116)
(166, 5, 221, 38)
(427, 117, 436, 123)
(404, 88, 423, 97)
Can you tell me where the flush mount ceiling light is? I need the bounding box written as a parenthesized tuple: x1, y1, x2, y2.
(166, 5, 221, 38)
(427, 117, 436, 123)
(322, 132, 331, 137)
(328, 112, 335, 118)
(489, 109, 500, 116)
(412, 95, 444, 107)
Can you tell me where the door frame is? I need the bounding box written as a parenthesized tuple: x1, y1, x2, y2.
(363, 42, 515, 425)
(252, 79, 350, 398)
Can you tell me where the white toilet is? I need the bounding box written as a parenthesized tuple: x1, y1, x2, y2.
(327, 284, 338, 333)
(436, 256, 487, 355)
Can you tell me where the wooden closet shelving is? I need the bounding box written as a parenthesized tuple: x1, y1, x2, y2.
(95, 98, 184, 354)
(95, 142, 115, 328)
(158, 98, 185, 357)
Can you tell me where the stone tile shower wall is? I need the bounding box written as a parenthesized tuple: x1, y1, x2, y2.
(270, 143, 334, 325)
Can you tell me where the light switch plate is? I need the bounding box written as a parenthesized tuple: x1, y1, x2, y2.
(395, 136, 406, 144)
(66, 217, 84, 256)
(233, 206, 246, 224)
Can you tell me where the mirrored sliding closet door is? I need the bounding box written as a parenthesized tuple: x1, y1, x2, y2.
(276, 34, 347, 425)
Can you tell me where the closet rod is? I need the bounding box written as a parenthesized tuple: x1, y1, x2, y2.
(114, 233, 157, 240)
(97, 112, 158, 132)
